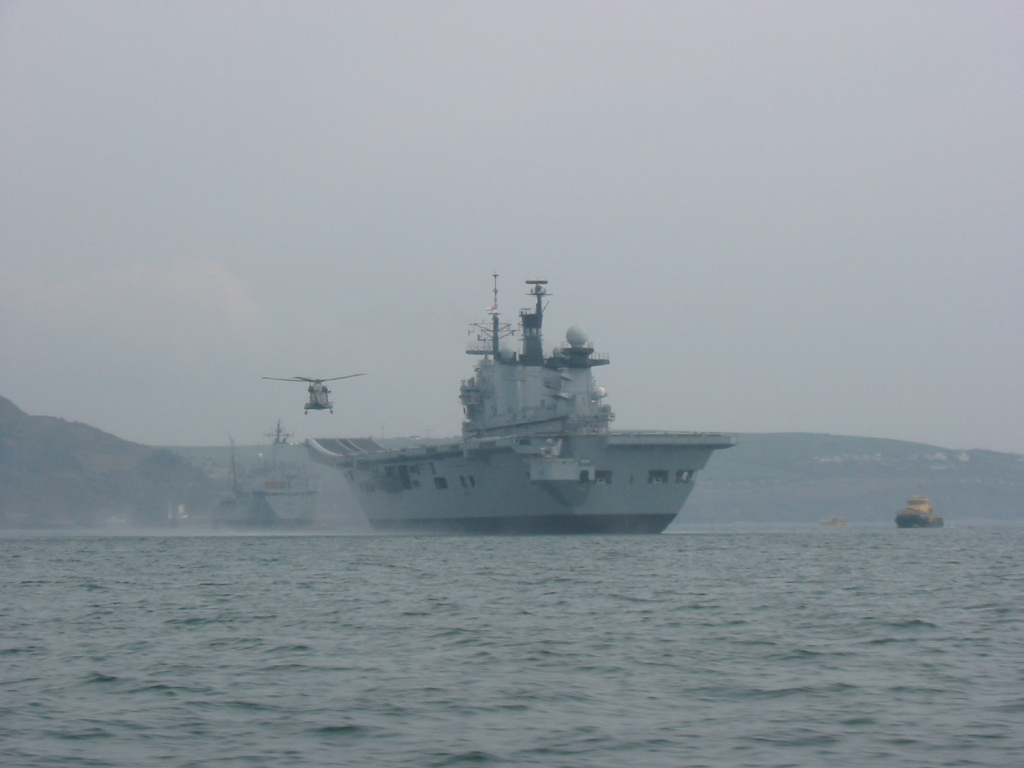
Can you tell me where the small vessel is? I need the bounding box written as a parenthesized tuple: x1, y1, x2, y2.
(895, 495, 944, 528)
(306, 277, 736, 534)
(820, 516, 847, 526)
(216, 421, 319, 528)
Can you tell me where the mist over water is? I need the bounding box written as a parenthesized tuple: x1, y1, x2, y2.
(3, 526, 1022, 767)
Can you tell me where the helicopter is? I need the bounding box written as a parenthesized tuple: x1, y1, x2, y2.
(262, 374, 365, 414)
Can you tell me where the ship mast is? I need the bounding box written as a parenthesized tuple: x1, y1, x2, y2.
(467, 273, 515, 357)
(490, 273, 500, 358)
(520, 279, 548, 366)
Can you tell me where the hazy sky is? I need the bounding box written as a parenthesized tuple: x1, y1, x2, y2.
(2, 1, 1022, 452)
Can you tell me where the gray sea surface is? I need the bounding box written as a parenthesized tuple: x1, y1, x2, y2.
(2, 524, 1023, 767)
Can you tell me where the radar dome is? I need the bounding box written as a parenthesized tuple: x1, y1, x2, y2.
(498, 345, 515, 361)
(565, 325, 589, 348)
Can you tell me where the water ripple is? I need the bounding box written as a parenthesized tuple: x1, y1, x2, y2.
(2, 526, 1023, 767)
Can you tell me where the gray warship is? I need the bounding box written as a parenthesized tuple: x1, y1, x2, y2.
(216, 421, 319, 529)
(306, 279, 736, 534)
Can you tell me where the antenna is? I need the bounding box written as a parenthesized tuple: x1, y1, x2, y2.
(491, 273, 500, 356)
(466, 274, 516, 357)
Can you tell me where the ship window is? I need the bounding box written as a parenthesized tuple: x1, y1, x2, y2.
(434, 477, 448, 490)
(595, 470, 612, 484)
(675, 470, 694, 483)
(460, 476, 468, 488)
(648, 470, 669, 485)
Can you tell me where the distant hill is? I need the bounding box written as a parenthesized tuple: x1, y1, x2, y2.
(681, 432, 1024, 524)
(0, 396, 221, 528)
(2, 395, 1021, 529)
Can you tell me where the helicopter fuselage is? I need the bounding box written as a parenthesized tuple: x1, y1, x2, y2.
(305, 384, 333, 413)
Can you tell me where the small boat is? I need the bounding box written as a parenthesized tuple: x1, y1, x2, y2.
(820, 516, 846, 526)
(895, 495, 944, 528)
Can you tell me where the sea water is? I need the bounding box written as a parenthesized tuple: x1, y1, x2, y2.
(2, 525, 1022, 767)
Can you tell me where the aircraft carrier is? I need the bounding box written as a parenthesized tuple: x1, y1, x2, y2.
(306, 278, 735, 534)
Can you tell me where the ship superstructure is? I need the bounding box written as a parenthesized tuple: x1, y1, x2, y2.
(306, 278, 736, 534)
(459, 279, 614, 438)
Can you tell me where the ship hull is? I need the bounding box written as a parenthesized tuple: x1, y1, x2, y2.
(251, 490, 317, 527)
(366, 513, 675, 535)
(215, 490, 317, 529)
(895, 514, 944, 528)
(308, 431, 734, 535)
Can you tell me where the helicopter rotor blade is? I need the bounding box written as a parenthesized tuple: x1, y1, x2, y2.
(262, 374, 365, 384)
(319, 374, 366, 383)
